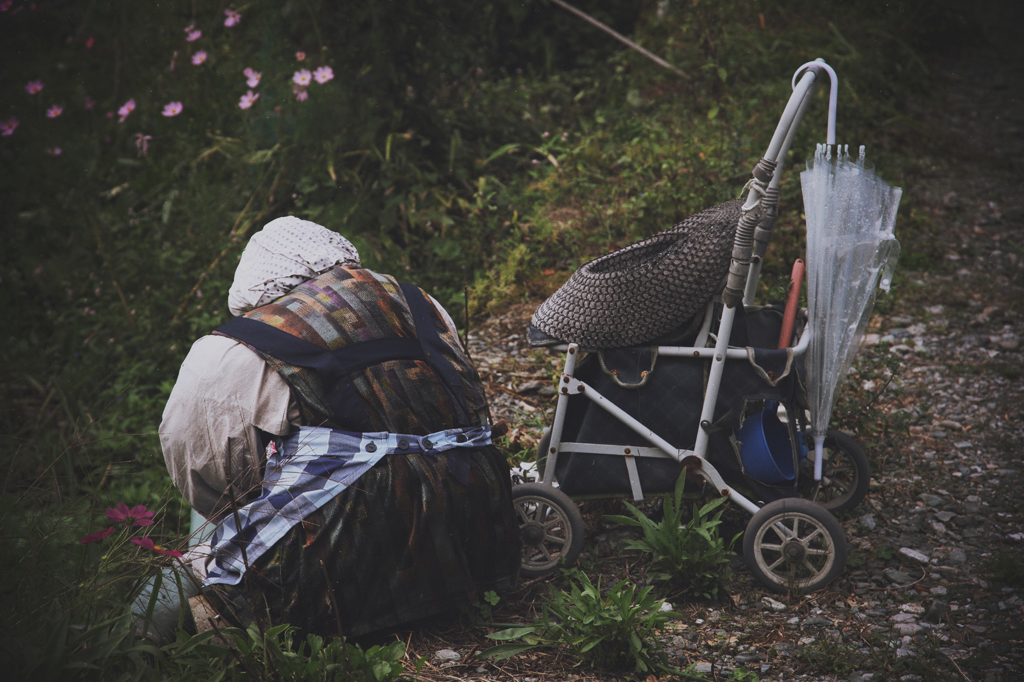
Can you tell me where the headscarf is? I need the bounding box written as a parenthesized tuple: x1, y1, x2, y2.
(228, 217, 361, 316)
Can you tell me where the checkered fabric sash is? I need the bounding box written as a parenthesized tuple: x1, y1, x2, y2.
(204, 424, 492, 586)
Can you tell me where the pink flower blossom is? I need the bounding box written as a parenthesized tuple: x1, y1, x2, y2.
(46, 105, 63, 118)
(192, 50, 207, 65)
(107, 503, 155, 527)
(224, 8, 241, 26)
(80, 526, 115, 544)
(0, 1, 12, 11)
(117, 99, 136, 123)
(25, 80, 44, 94)
(295, 51, 306, 61)
(245, 70, 261, 88)
(313, 66, 334, 84)
(131, 537, 183, 557)
(84, 96, 96, 110)
(134, 133, 152, 156)
(293, 85, 308, 102)
(46, 147, 62, 156)
(162, 101, 183, 117)
(185, 27, 202, 42)
(292, 69, 311, 87)
(243, 67, 255, 78)
(1, 118, 18, 136)
(238, 90, 259, 110)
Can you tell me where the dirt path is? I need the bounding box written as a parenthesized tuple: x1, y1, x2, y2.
(401, 8, 1024, 681)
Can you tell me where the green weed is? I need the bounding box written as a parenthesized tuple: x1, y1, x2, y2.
(480, 568, 682, 676)
(605, 476, 739, 599)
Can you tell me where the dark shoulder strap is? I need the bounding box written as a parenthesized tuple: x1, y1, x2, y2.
(398, 283, 472, 424)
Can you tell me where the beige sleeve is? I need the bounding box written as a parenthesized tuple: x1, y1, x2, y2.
(160, 335, 298, 519)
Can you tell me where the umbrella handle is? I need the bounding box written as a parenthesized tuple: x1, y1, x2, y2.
(778, 259, 804, 349)
(792, 59, 838, 145)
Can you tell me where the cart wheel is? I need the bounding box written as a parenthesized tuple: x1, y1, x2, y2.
(512, 482, 584, 578)
(743, 498, 847, 594)
(799, 430, 870, 515)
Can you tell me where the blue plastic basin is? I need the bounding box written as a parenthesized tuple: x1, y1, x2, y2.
(737, 402, 796, 485)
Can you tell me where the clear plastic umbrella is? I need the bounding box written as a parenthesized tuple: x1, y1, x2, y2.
(797, 61, 902, 482)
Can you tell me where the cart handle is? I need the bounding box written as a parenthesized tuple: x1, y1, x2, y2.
(723, 64, 823, 308)
(793, 59, 838, 145)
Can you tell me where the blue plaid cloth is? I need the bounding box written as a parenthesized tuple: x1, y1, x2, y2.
(204, 424, 493, 586)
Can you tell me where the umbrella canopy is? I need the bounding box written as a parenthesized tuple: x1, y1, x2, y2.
(802, 143, 901, 479)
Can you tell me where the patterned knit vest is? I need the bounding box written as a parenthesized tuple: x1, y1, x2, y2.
(216, 266, 489, 434)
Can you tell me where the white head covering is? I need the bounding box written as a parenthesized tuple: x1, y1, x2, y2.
(228, 217, 361, 316)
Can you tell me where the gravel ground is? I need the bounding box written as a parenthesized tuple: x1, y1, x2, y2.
(400, 10, 1024, 682)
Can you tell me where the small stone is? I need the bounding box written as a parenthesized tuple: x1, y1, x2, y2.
(434, 649, 461, 662)
(761, 596, 787, 612)
(924, 601, 950, 623)
(892, 613, 917, 623)
(930, 586, 948, 596)
(517, 381, 544, 394)
(859, 514, 877, 531)
(935, 511, 956, 522)
(787, 617, 801, 625)
(948, 549, 967, 564)
(885, 569, 913, 584)
(694, 663, 713, 673)
(899, 547, 930, 564)
(798, 637, 816, 645)
(537, 386, 556, 397)
(954, 441, 973, 449)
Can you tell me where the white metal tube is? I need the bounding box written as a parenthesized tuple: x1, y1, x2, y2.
(542, 344, 579, 485)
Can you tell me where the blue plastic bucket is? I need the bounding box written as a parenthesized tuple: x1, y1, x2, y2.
(737, 402, 796, 485)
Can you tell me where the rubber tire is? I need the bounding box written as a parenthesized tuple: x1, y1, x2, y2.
(512, 482, 585, 578)
(743, 497, 847, 594)
(799, 430, 871, 515)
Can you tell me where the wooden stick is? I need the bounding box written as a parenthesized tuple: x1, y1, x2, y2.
(547, 0, 690, 80)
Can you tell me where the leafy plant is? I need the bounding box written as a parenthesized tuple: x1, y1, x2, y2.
(605, 475, 740, 599)
(481, 568, 680, 675)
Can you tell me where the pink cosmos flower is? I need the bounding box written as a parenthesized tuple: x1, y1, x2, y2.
(1, 118, 19, 136)
(84, 96, 96, 110)
(46, 105, 63, 118)
(293, 85, 308, 102)
(118, 99, 135, 123)
(0, 1, 12, 12)
(162, 101, 183, 117)
(192, 51, 207, 65)
(46, 147, 62, 156)
(131, 537, 183, 557)
(238, 90, 259, 110)
(134, 133, 152, 156)
(295, 51, 306, 61)
(292, 69, 311, 87)
(107, 503, 155, 527)
(80, 526, 115, 544)
(243, 67, 255, 77)
(25, 80, 44, 94)
(185, 27, 202, 42)
(224, 8, 241, 26)
(313, 66, 334, 84)
(245, 70, 261, 88)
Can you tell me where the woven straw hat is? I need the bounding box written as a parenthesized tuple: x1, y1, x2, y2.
(530, 199, 743, 348)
